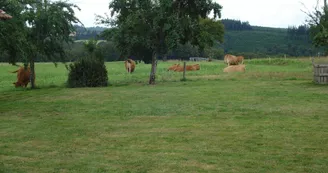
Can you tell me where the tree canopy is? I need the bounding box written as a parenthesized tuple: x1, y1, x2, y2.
(0, 0, 81, 88)
(98, 0, 224, 84)
(307, 0, 328, 53)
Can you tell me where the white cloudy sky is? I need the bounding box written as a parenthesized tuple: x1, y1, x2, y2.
(71, 0, 322, 28)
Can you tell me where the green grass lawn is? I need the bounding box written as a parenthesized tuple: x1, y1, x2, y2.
(1, 59, 328, 173)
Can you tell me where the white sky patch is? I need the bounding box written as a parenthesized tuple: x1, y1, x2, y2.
(71, 0, 323, 28)
(71, 0, 110, 27)
(216, 0, 322, 28)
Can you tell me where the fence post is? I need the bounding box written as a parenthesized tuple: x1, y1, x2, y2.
(183, 62, 186, 80)
(311, 56, 315, 67)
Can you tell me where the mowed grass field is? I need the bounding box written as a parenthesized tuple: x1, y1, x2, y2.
(1, 58, 328, 173)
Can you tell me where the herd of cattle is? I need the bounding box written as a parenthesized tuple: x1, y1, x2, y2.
(124, 54, 246, 73)
(223, 54, 246, 73)
(10, 54, 246, 88)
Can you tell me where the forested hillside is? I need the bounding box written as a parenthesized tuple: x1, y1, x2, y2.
(71, 20, 320, 58)
(221, 19, 319, 58)
(0, 20, 321, 63)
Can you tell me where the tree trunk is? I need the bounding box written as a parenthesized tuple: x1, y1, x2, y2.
(149, 52, 157, 85)
(30, 59, 36, 89)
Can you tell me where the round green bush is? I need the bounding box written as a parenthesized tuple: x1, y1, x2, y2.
(67, 58, 108, 88)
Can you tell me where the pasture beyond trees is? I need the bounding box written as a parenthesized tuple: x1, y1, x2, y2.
(1, 58, 328, 172)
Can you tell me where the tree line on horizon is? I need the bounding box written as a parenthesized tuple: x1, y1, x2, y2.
(0, 18, 321, 64)
(67, 20, 323, 60)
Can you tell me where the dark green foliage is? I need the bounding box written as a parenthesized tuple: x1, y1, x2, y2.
(204, 46, 224, 59)
(1, 23, 319, 63)
(168, 43, 200, 60)
(72, 25, 105, 40)
(99, 27, 154, 63)
(0, 1, 29, 65)
(0, 0, 82, 88)
(98, 0, 224, 84)
(222, 25, 320, 57)
(307, 2, 328, 53)
(66, 38, 108, 88)
(221, 19, 252, 31)
(287, 25, 310, 39)
(97, 41, 120, 62)
(195, 18, 224, 51)
(66, 57, 108, 88)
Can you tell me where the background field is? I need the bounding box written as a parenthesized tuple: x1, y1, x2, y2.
(0, 58, 321, 91)
(1, 58, 328, 173)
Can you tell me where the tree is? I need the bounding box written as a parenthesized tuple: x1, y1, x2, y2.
(204, 46, 224, 60)
(66, 38, 108, 88)
(0, 1, 29, 65)
(81, 38, 108, 63)
(98, 0, 224, 85)
(0, 0, 81, 88)
(305, 0, 328, 52)
(221, 19, 252, 31)
(168, 43, 200, 60)
(196, 17, 224, 56)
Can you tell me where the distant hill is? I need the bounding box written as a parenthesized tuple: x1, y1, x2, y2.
(220, 19, 320, 57)
(73, 19, 321, 58)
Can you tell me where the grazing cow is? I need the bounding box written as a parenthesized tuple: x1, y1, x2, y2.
(223, 64, 246, 73)
(11, 66, 35, 88)
(124, 59, 136, 73)
(224, 54, 239, 66)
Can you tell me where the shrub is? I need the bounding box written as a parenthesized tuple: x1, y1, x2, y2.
(66, 57, 108, 88)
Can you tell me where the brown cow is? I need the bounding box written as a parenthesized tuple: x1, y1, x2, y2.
(173, 64, 184, 72)
(11, 66, 35, 88)
(224, 54, 244, 66)
(236, 56, 244, 64)
(224, 54, 239, 66)
(169, 64, 200, 72)
(124, 59, 136, 73)
(223, 64, 246, 73)
(167, 64, 180, 71)
(192, 64, 200, 70)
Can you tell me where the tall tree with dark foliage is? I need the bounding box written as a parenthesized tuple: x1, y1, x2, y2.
(0, 0, 81, 88)
(306, 0, 328, 52)
(98, 0, 224, 85)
